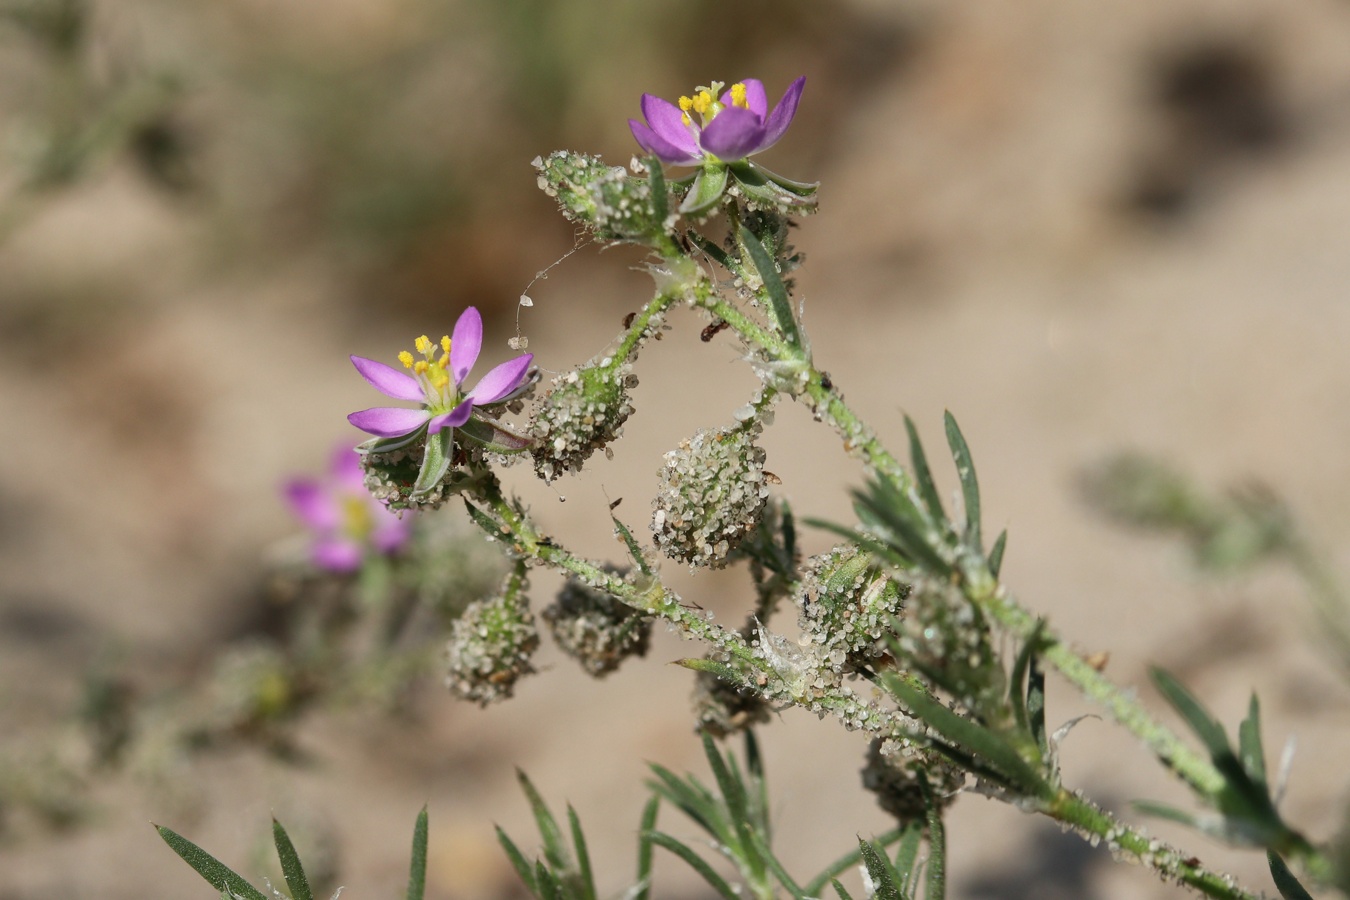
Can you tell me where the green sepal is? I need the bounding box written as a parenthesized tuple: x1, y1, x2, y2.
(272, 818, 314, 900)
(154, 824, 269, 900)
(411, 426, 454, 497)
(741, 159, 819, 196)
(679, 164, 729, 216)
(356, 427, 427, 456)
(459, 413, 533, 453)
(406, 806, 428, 900)
(728, 166, 818, 212)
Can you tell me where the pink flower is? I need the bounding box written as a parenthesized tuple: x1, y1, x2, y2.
(629, 77, 805, 166)
(283, 445, 411, 572)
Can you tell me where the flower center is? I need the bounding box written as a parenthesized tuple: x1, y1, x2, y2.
(678, 81, 750, 128)
(340, 494, 374, 541)
(397, 334, 459, 412)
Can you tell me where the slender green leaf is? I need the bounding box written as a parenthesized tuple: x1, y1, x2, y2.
(1028, 652, 1047, 757)
(701, 733, 756, 861)
(411, 426, 454, 498)
(858, 839, 905, 900)
(884, 675, 1047, 797)
(1238, 694, 1268, 790)
(679, 165, 729, 216)
(923, 788, 946, 900)
(987, 529, 1008, 578)
(744, 730, 770, 842)
(1133, 800, 1204, 829)
(738, 225, 802, 349)
(633, 795, 660, 900)
(832, 879, 857, 900)
(536, 861, 565, 900)
(1268, 851, 1315, 900)
(1150, 668, 1231, 761)
(646, 763, 725, 840)
(517, 769, 569, 871)
(904, 415, 946, 523)
(496, 826, 538, 893)
(154, 824, 269, 900)
(406, 806, 429, 900)
(1009, 620, 1047, 759)
(892, 821, 924, 889)
(687, 231, 736, 271)
(567, 805, 596, 900)
(647, 831, 740, 900)
(271, 819, 313, 900)
(746, 828, 805, 897)
(943, 412, 982, 553)
(804, 827, 902, 896)
(611, 516, 653, 577)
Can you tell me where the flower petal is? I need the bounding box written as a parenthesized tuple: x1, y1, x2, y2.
(699, 106, 768, 162)
(467, 353, 533, 405)
(347, 406, 430, 438)
(350, 355, 424, 401)
(371, 514, 412, 553)
(722, 79, 768, 119)
(283, 478, 341, 529)
(450, 306, 483, 385)
(759, 76, 805, 154)
(312, 537, 363, 572)
(428, 398, 474, 432)
(329, 445, 365, 490)
(630, 119, 701, 165)
(641, 93, 700, 157)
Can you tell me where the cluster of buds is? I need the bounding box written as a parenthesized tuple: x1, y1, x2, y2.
(797, 544, 908, 671)
(543, 570, 652, 677)
(530, 353, 638, 482)
(897, 576, 1004, 712)
(445, 567, 539, 707)
(861, 737, 965, 823)
(534, 151, 672, 245)
(651, 421, 769, 569)
(691, 665, 772, 738)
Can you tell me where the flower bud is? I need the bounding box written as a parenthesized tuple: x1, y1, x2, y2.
(445, 568, 539, 707)
(861, 737, 964, 823)
(797, 545, 908, 671)
(651, 423, 768, 569)
(359, 440, 456, 513)
(533, 151, 670, 244)
(544, 569, 652, 678)
(530, 356, 636, 482)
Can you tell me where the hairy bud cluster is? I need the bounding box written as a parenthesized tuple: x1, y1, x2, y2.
(544, 570, 652, 677)
(861, 737, 964, 823)
(533, 151, 670, 244)
(899, 576, 1003, 710)
(651, 423, 768, 569)
(691, 667, 772, 738)
(359, 443, 455, 513)
(445, 570, 539, 707)
(797, 545, 908, 670)
(530, 356, 637, 481)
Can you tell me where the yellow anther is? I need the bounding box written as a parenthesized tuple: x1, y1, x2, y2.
(678, 95, 693, 113)
(397, 350, 414, 369)
(414, 360, 429, 375)
(440, 335, 451, 354)
(439, 352, 451, 369)
(731, 82, 748, 109)
(691, 90, 713, 116)
(414, 335, 433, 355)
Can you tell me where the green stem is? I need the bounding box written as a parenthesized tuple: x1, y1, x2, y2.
(1041, 788, 1263, 900)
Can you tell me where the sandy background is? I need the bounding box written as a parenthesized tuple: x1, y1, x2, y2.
(3, 1, 1350, 897)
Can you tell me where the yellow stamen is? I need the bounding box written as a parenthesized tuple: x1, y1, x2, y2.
(691, 90, 713, 116)
(440, 335, 451, 354)
(439, 352, 451, 368)
(397, 350, 414, 369)
(678, 95, 693, 113)
(731, 82, 748, 109)
(414, 360, 429, 375)
(414, 335, 433, 355)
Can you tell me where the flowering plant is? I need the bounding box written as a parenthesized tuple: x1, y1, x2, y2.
(281, 444, 411, 572)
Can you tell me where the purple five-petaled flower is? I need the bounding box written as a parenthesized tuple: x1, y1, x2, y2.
(628, 77, 805, 167)
(347, 306, 533, 443)
(283, 445, 412, 572)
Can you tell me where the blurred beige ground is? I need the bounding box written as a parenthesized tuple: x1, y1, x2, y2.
(3, 1, 1350, 897)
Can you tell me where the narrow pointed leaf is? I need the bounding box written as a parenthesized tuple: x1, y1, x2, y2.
(647, 831, 741, 900)
(701, 732, 754, 857)
(406, 806, 428, 900)
(805, 827, 902, 895)
(271, 819, 314, 900)
(1268, 851, 1315, 900)
(988, 529, 1008, 578)
(516, 769, 569, 871)
(832, 879, 857, 900)
(1009, 620, 1047, 754)
(924, 787, 946, 900)
(357, 429, 427, 455)
(858, 839, 905, 900)
(943, 412, 982, 553)
(1238, 694, 1268, 789)
(634, 795, 661, 900)
(892, 821, 924, 895)
(746, 828, 806, 897)
(1133, 800, 1205, 829)
(496, 826, 538, 892)
(612, 516, 653, 577)
(1028, 652, 1047, 756)
(567, 805, 597, 900)
(904, 415, 946, 522)
(1150, 668, 1231, 761)
(154, 825, 269, 900)
(738, 225, 802, 349)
